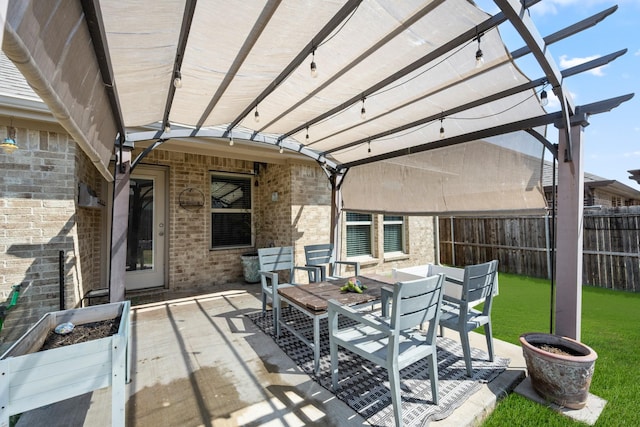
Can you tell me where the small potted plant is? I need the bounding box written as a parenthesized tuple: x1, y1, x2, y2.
(520, 332, 597, 409)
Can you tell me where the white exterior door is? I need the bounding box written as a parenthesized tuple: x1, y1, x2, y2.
(125, 166, 167, 290)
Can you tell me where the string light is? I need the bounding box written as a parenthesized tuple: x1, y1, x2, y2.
(439, 118, 445, 139)
(173, 70, 182, 88)
(164, 123, 171, 134)
(305, 127, 310, 142)
(279, 143, 284, 154)
(254, 105, 260, 123)
(310, 49, 318, 78)
(475, 30, 484, 68)
(360, 97, 366, 120)
(540, 88, 549, 107)
(367, 141, 371, 153)
(229, 129, 234, 146)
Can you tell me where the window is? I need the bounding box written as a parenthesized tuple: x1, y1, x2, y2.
(211, 173, 252, 249)
(346, 212, 372, 257)
(611, 196, 622, 207)
(383, 215, 404, 254)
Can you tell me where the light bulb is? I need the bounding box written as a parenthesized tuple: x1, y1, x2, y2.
(279, 145, 284, 154)
(173, 76, 182, 88)
(367, 142, 371, 153)
(439, 126, 445, 139)
(540, 89, 549, 107)
(229, 137, 234, 146)
(254, 109, 260, 123)
(164, 124, 171, 134)
(360, 105, 366, 120)
(475, 48, 484, 68)
(305, 128, 309, 142)
(310, 50, 318, 78)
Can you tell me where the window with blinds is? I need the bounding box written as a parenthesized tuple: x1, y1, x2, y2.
(211, 173, 252, 249)
(346, 212, 372, 257)
(383, 215, 405, 254)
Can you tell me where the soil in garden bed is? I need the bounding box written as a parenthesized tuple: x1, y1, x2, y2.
(534, 343, 583, 357)
(39, 317, 122, 351)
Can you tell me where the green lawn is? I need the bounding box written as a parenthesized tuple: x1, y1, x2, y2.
(482, 273, 640, 427)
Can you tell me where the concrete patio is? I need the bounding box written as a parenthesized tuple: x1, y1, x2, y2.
(15, 284, 527, 427)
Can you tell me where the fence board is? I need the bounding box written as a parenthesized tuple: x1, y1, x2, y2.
(438, 207, 640, 292)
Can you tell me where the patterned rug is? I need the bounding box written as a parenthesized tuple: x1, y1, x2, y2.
(247, 308, 510, 427)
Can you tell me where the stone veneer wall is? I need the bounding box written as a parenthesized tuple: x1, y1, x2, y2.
(0, 120, 103, 349)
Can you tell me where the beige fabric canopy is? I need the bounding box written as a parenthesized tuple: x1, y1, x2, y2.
(2, 0, 628, 214)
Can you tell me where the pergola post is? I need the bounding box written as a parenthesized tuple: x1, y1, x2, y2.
(330, 172, 344, 260)
(110, 149, 132, 302)
(554, 119, 588, 340)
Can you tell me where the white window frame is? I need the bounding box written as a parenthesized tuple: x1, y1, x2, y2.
(345, 212, 373, 258)
(383, 215, 405, 255)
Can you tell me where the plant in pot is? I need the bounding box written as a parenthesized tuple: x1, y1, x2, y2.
(519, 332, 597, 409)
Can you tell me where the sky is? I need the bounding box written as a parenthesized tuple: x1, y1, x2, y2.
(475, 0, 640, 190)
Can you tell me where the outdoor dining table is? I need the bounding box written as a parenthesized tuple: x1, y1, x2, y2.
(277, 274, 394, 373)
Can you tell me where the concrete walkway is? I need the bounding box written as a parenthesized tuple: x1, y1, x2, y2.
(16, 285, 526, 427)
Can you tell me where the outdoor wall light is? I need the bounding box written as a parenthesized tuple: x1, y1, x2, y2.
(310, 49, 318, 78)
(1, 126, 18, 154)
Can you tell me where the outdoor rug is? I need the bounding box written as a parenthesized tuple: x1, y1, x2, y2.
(247, 308, 510, 427)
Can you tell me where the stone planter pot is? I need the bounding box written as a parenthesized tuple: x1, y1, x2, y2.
(241, 252, 260, 284)
(0, 301, 131, 425)
(520, 332, 597, 409)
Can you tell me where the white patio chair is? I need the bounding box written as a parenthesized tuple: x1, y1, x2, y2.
(304, 243, 360, 282)
(438, 260, 499, 377)
(258, 246, 319, 336)
(328, 274, 445, 427)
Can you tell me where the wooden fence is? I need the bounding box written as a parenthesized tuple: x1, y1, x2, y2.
(437, 206, 640, 292)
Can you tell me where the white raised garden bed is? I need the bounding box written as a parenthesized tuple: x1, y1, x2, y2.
(0, 301, 131, 427)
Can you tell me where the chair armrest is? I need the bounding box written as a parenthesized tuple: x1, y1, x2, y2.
(380, 286, 394, 317)
(293, 265, 323, 283)
(333, 260, 360, 276)
(327, 299, 389, 332)
(259, 270, 279, 288)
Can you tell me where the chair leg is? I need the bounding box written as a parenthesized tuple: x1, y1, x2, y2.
(484, 322, 494, 361)
(460, 331, 473, 377)
(273, 297, 281, 337)
(261, 291, 267, 316)
(330, 340, 339, 391)
(428, 352, 439, 405)
(388, 364, 403, 427)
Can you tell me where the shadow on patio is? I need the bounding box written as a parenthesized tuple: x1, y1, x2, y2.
(15, 284, 526, 427)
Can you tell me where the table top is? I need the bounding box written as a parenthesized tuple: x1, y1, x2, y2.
(278, 275, 394, 312)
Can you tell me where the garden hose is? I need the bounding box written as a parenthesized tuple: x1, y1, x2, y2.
(0, 285, 21, 333)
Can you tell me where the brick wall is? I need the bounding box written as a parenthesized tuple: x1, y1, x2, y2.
(0, 121, 102, 349)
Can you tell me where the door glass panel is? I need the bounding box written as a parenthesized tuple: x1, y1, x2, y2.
(127, 178, 154, 271)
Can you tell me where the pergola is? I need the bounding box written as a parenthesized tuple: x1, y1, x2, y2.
(1, 0, 633, 340)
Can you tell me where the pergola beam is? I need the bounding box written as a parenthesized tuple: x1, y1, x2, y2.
(226, 0, 364, 132)
(338, 94, 633, 170)
(494, 0, 575, 160)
